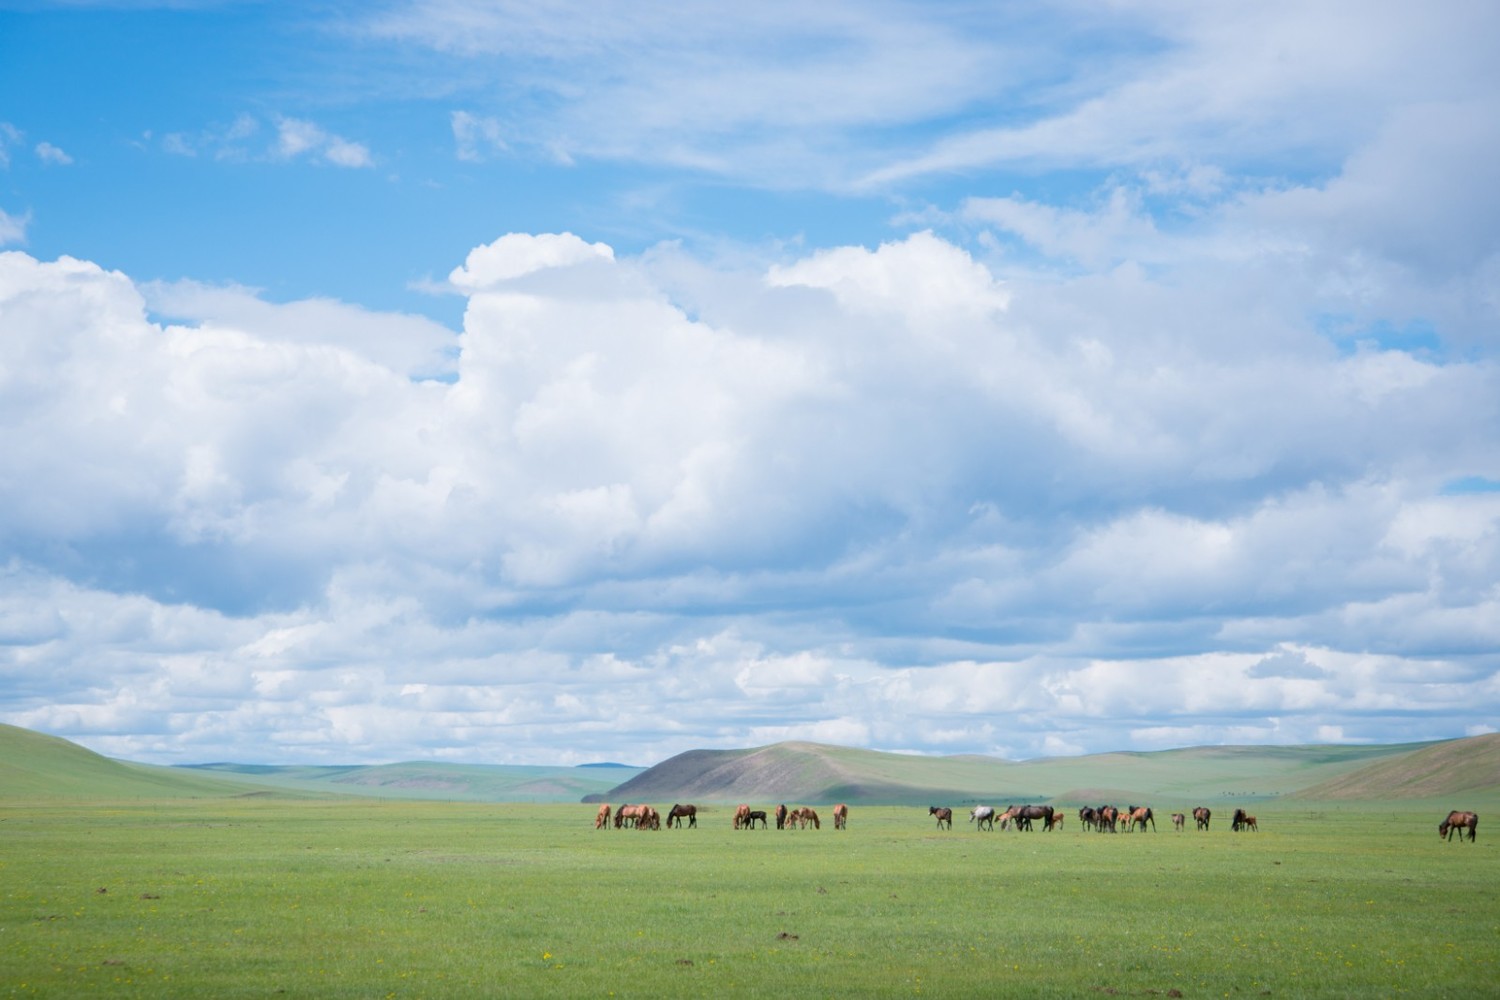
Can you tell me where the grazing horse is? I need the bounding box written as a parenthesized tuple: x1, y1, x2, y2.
(970, 805, 996, 831)
(1129, 806, 1155, 832)
(775, 803, 788, 830)
(833, 803, 849, 830)
(930, 806, 953, 830)
(1231, 808, 1249, 832)
(1439, 811, 1478, 842)
(745, 809, 768, 829)
(615, 804, 644, 829)
(1193, 806, 1211, 831)
(641, 805, 661, 830)
(595, 804, 612, 829)
(797, 807, 821, 829)
(1010, 804, 1054, 832)
(733, 804, 751, 830)
(667, 803, 697, 829)
(1171, 812, 1186, 832)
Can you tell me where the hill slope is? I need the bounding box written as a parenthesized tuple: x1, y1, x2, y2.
(592, 738, 1462, 806)
(1291, 732, 1500, 800)
(182, 760, 642, 802)
(0, 724, 268, 799)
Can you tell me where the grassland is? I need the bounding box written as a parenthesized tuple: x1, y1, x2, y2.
(2, 796, 1495, 998)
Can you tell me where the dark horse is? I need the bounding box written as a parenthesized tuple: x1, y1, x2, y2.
(775, 803, 788, 830)
(745, 809, 768, 829)
(1193, 806, 1211, 831)
(1231, 807, 1249, 832)
(1010, 804, 1055, 831)
(667, 803, 697, 829)
(929, 806, 953, 830)
(1439, 810, 1478, 842)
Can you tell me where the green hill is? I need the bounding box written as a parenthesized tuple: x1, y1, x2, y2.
(6, 723, 1496, 807)
(592, 738, 1471, 806)
(1291, 732, 1500, 800)
(181, 760, 642, 802)
(0, 723, 269, 799)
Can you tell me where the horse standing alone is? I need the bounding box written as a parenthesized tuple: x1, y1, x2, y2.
(1439, 810, 1478, 842)
(929, 806, 953, 830)
(833, 803, 849, 830)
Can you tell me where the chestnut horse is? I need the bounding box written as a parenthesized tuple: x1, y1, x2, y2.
(1171, 812, 1186, 832)
(595, 804, 612, 829)
(1439, 810, 1478, 842)
(667, 803, 697, 828)
(833, 803, 848, 830)
(793, 807, 820, 829)
(1193, 806, 1211, 831)
(732, 803, 751, 829)
(930, 806, 953, 830)
(1242, 814, 1258, 832)
(1128, 806, 1155, 832)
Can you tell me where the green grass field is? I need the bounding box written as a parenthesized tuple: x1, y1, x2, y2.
(2, 797, 1494, 998)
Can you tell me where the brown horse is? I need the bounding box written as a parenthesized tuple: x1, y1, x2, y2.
(1171, 812, 1186, 832)
(1193, 806, 1211, 831)
(1098, 805, 1119, 833)
(929, 806, 953, 830)
(1439, 810, 1478, 842)
(775, 803, 788, 829)
(1242, 814, 1258, 832)
(1231, 808, 1249, 832)
(615, 803, 645, 829)
(795, 807, 821, 829)
(732, 803, 750, 830)
(595, 804, 612, 829)
(667, 803, 697, 829)
(833, 803, 848, 830)
(1129, 806, 1155, 832)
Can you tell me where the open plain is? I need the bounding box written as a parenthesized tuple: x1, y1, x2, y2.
(3, 794, 1495, 998)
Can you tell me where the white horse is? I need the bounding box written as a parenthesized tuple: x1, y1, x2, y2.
(970, 805, 996, 831)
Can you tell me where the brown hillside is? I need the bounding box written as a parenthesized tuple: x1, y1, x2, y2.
(1291, 733, 1500, 799)
(593, 743, 856, 803)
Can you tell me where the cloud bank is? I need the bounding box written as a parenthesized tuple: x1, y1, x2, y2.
(2, 215, 1496, 765)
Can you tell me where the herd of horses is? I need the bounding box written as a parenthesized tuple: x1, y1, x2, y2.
(593, 802, 1477, 841)
(594, 802, 850, 831)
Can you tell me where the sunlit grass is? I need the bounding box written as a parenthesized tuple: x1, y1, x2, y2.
(2, 799, 1494, 997)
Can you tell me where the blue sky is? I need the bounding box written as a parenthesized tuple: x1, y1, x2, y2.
(2, 1, 1498, 766)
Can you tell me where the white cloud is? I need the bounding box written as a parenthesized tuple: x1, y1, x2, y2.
(0, 207, 27, 245)
(35, 141, 73, 165)
(451, 110, 506, 162)
(1, 220, 1497, 764)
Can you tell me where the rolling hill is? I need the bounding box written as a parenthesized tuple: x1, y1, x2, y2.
(591, 736, 1496, 806)
(1291, 731, 1500, 800)
(4, 723, 1496, 806)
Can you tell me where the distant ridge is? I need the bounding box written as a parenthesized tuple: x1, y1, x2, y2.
(5, 723, 1495, 805)
(1292, 732, 1500, 800)
(586, 737, 1492, 806)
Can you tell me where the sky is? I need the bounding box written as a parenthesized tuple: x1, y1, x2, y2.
(1, 0, 1498, 767)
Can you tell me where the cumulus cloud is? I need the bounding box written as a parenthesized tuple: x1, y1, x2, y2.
(1, 220, 1497, 764)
